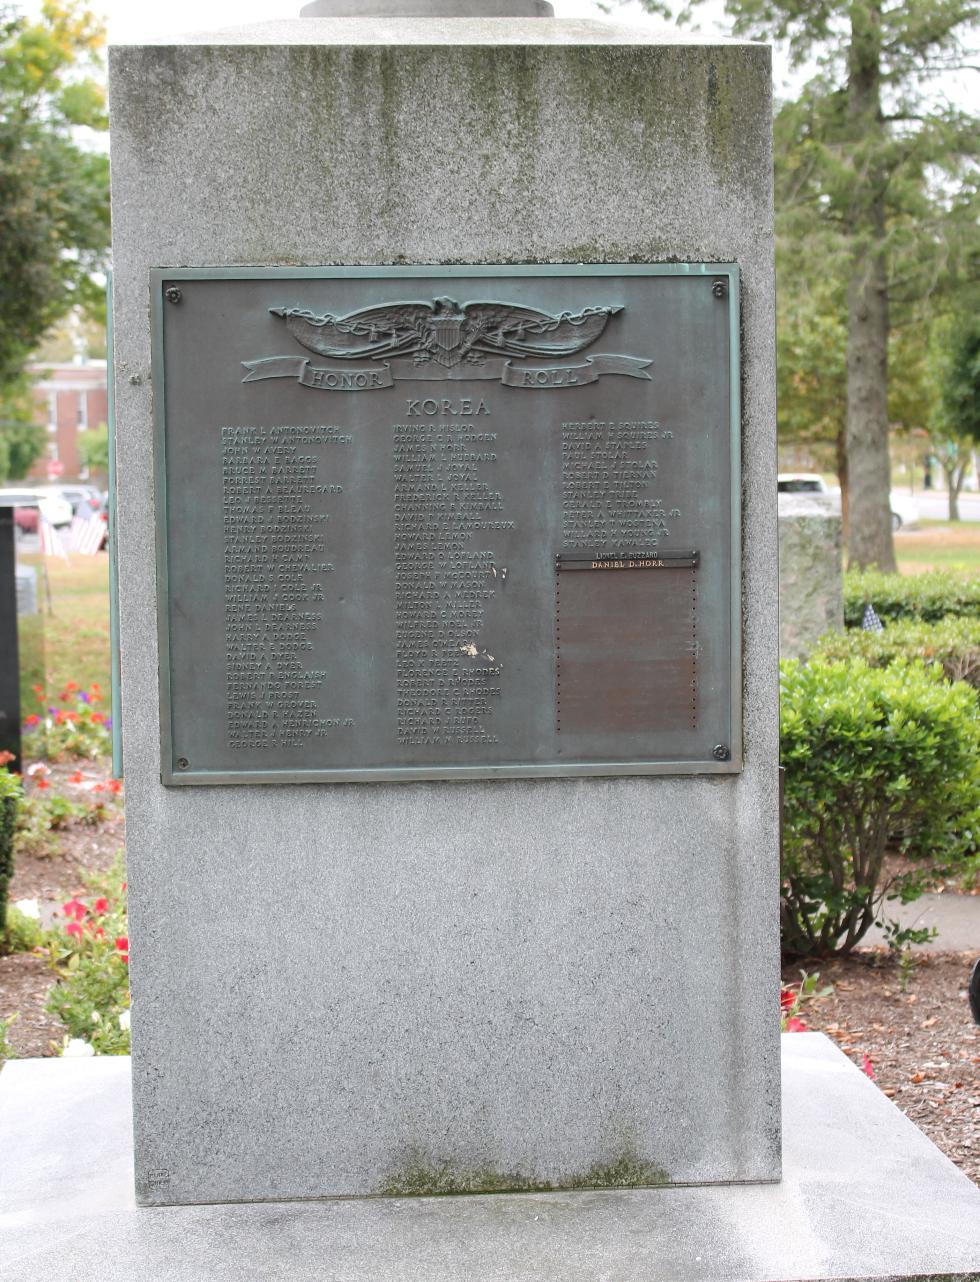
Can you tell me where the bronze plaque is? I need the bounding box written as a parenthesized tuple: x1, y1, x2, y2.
(152, 265, 740, 783)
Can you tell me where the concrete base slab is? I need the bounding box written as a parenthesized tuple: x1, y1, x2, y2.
(2, 1034, 978, 1282)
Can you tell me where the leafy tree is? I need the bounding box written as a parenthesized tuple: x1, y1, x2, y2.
(941, 298, 980, 441)
(775, 271, 848, 480)
(0, 2, 109, 395)
(927, 300, 980, 517)
(77, 421, 108, 479)
(0, 373, 45, 482)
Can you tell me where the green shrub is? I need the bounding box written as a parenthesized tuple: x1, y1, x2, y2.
(22, 682, 112, 761)
(45, 857, 129, 1056)
(13, 790, 89, 860)
(844, 568, 980, 627)
(813, 617, 980, 690)
(0, 904, 44, 956)
(780, 658, 980, 957)
(0, 768, 22, 933)
(0, 1013, 17, 1065)
(46, 950, 131, 1055)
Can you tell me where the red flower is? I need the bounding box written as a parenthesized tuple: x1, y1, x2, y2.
(36, 778, 50, 790)
(65, 921, 84, 938)
(108, 779, 122, 794)
(784, 1016, 808, 1033)
(24, 714, 40, 727)
(780, 988, 796, 1012)
(68, 770, 84, 784)
(121, 882, 127, 892)
(115, 936, 129, 963)
(92, 782, 105, 793)
(0, 750, 14, 766)
(90, 712, 105, 724)
(93, 927, 105, 940)
(861, 1054, 875, 1080)
(63, 898, 87, 922)
(32, 684, 43, 695)
(94, 897, 108, 914)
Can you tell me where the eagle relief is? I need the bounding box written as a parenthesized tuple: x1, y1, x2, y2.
(241, 296, 652, 391)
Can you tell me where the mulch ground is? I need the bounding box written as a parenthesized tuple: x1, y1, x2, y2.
(0, 953, 64, 1058)
(2, 759, 124, 1058)
(9, 760, 124, 902)
(782, 950, 979, 1184)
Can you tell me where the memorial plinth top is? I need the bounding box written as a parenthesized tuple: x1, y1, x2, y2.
(110, 15, 757, 46)
(301, 0, 554, 14)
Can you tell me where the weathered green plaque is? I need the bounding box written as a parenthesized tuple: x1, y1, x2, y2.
(152, 264, 740, 783)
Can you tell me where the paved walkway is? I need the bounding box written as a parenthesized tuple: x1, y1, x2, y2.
(864, 892, 979, 952)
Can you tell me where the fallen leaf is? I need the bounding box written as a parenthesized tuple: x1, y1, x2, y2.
(922, 1017, 938, 1028)
(883, 1087, 898, 1098)
(911, 1072, 925, 1084)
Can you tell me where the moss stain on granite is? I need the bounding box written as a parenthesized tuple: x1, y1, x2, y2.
(378, 1143, 669, 1198)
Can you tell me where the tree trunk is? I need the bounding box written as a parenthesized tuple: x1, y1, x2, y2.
(946, 459, 967, 522)
(844, 0, 896, 572)
(836, 424, 849, 539)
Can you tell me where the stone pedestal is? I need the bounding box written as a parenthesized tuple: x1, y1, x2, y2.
(3, 1037, 979, 1281)
(109, 17, 779, 1205)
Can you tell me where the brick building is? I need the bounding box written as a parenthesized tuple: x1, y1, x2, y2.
(28, 360, 109, 482)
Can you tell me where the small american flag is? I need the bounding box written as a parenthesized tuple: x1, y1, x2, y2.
(39, 515, 68, 561)
(68, 514, 105, 556)
(862, 603, 884, 632)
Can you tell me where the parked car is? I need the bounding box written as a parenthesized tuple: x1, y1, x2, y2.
(777, 474, 920, 531)
(777, 472, 829, 496)
(37, 483, 102, 516)
(888, 492, 921, 531)
(0, 487, 73, 528)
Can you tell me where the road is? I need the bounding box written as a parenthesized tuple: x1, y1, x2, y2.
(823, 487, 980, 524)
(904, 492, 980, 523)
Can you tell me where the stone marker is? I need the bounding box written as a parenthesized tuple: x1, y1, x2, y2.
(777, 492, 843, 658)
(14, 565, 37, 617)
(109, 9, 779, 1205)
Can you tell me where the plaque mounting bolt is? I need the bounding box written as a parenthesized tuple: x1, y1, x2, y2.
(176, 757, 189, 770)
(165, 286, 182, 305)
(712, 744, 730, 761)
(712, 278, 727, 299)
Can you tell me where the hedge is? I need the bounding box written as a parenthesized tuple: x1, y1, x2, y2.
(844, 568, 980, 627)
(812, 616, 980, 691)
(0, 769, 22, 934)
(780, 658, 980, 957)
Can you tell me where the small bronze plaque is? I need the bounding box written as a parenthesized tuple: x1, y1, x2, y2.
(152, 265, 740, 783)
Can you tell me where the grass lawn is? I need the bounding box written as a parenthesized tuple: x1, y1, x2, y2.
(16, 550, 111, 709)
(896, 521, 980, 574)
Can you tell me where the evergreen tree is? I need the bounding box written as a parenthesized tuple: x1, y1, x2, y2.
(0, 2, 109, 394)
(634, 0, 979, 567)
